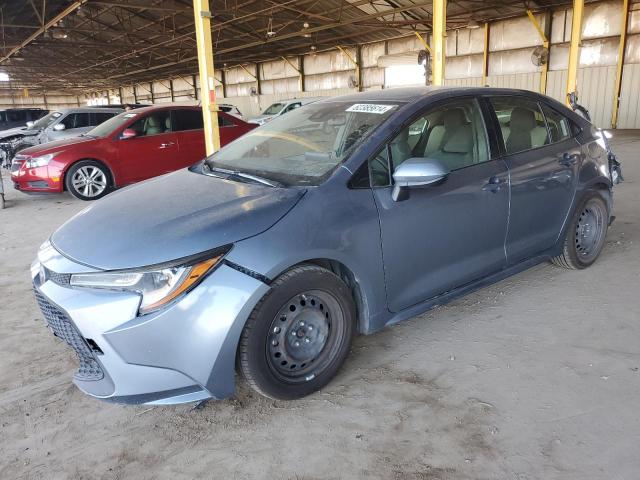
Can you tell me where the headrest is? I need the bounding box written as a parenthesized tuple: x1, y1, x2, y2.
(391, 128, 409, 144)
(147, 116, 160, 127)
(510, 107, 536, 131)
(442, 129, 472, 154)
(443, 108, 465, 129)
(165, 117, 171, 128)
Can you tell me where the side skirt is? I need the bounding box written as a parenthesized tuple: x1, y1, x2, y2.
(382, 252, 555, 330)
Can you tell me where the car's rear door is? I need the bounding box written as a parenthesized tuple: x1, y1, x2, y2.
(487, 96, 580, 264)
(115, 110, 179, 184)
(372, 97, 509, 312)
(171, 109, 205, 168)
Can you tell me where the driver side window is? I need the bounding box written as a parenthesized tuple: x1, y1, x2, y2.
(128, 111, 171, 137)
(370, 98, 489, 187)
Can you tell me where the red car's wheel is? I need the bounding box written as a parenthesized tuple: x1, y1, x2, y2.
(65, 160, 112, 201)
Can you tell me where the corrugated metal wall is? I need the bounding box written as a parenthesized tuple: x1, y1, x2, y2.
(7, 0, 636, 128)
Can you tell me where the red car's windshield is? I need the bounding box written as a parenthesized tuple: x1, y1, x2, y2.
(85, 111, 139, 137)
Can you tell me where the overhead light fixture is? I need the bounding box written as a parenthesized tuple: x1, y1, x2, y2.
(52, 30, 68, 39)
(303, 33, 311, 38)
(266, 17, 276, 37)
(303, 22, 310, 29)
(467, 19, 481, 29)
(0, 72, 10, 81)
(310, 45, 317, 51)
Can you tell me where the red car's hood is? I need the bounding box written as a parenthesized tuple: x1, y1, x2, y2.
(19, 136, 98, 156)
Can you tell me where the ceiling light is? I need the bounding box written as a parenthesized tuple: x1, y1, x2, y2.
(303, 33, 311, 38)
(267, 30, 276, 36)
(0, 72, 10, 81)
(303, 22, 310, 28)
(467, 19, 481, 29)
(310, 45, 317, 51)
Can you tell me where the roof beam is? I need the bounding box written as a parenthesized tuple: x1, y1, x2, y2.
(0, 1, 87, 64)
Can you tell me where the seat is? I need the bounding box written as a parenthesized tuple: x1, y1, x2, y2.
(145, 116, 163, 135)
(389, 128, 412, 167)
(164, 116, 172, 132)
(506, 108, 536, 153)
(428, 109, 473, 171)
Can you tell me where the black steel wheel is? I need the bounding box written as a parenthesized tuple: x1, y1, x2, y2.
(239, 264, 355, 400)
(551, 191, 609, 269)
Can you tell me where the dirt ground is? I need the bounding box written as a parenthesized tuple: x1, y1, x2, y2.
(1, 131, 639, 480)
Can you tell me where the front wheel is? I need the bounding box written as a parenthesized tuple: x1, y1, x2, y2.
(551, 191, 609, 269)
(238, 265, 355, 400)
(65, 160, 111, 201)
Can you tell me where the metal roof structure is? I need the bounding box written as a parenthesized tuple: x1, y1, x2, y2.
(0, 0, 573, 93)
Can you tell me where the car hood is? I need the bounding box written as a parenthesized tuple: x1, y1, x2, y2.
(250, 114, 275, 124)
(19, 136, 97, 155)
(50, 168, 306, 270)
(0, 126, 38, 139)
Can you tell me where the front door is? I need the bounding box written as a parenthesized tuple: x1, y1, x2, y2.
(488, 96, 579, 264)
(372, 97, 510, 312)
(48, 112, 92, 141)
(116, 110, 179, 184)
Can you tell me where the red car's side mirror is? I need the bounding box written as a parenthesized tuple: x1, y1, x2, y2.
(121, 128, 138, 139)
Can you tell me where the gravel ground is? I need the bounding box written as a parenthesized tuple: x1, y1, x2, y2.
(0, 131, 638, 480)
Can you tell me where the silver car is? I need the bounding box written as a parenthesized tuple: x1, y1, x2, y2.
(32, 87, 621, 405)
(1, 107, 121, 163)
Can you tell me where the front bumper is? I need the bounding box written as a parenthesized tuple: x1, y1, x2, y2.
(32, 245, 269, 405)
(12, 162, 64, 193)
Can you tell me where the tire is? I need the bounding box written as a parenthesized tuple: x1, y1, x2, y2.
(239, 264, 356, 400)
(65, 160, 112, 201)
(551, 191, 609, 269)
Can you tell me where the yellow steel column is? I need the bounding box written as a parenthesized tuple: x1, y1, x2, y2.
(482, 22, 489, 86)
(193, 0, 220, 155)
(565, 0, 584, 106)
(611, 0, 630, 128)
(526, 10, 549, 94)
(432, 0, 446, 86)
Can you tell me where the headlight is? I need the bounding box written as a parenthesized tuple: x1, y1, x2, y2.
(69, 254, 225, 314)
(25, 152, 59, 168)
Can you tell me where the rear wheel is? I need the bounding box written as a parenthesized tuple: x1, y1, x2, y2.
(551, 191, 609, 269)
(65, 160, 111, 201)
(239, 265, 355, 400)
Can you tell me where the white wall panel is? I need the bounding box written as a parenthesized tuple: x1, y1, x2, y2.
(446, 54, 483, 79)
(304, 49, 355, 75)
(444, 77, 483, 87)
(546, 70, 568, 103)
(361, 42, 385, 68)
(576, 65, 616, 127)
(490, 14, 546, 51)
(486, 73, 540, 91)
(617, 63, 640, 128)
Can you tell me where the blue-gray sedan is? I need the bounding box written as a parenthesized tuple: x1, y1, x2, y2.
(32, 87, 622, 404)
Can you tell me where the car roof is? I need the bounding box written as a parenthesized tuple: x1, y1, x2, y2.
(123, 104, 201, 115)
(314, 86, 555, 104)
(53, 107, 123, 114)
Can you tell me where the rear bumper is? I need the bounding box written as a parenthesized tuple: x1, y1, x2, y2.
(32, 244, 269, 405)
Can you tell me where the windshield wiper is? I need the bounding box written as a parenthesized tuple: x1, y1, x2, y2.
(205, 165, 283, 188)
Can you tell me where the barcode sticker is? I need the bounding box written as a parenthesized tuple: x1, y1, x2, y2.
(345, 104, 396, 114)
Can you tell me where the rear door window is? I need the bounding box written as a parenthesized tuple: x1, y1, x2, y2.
(489, 97, 550, 154)
(60, 113, 91, 129)
(541, 105, 571, 143)
(7, 110, 27, 122)
(91, 112, 117, 126)
(172, 109, 204, 131)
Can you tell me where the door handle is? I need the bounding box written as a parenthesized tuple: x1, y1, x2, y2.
(559, 152, 579, 166)
(482, 175, 505, 193)
(159, 142, 176, 149)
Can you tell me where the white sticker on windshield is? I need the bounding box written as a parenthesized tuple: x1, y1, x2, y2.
(345, 104, 396, 114)
(123, 113, 137, 118)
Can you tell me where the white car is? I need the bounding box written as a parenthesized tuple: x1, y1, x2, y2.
(249, 97, 323, 125)
(218, 104, 244, 119)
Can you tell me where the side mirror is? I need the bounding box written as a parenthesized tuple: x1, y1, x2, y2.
(392, 157, 448, 201)
(53, 123, 66, 131)
(26, 121, 34, 127)
(120, 128, 138, 139)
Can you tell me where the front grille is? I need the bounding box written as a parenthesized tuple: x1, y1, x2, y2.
(34, 288, 104, 381)
(47, 269, 71, 286)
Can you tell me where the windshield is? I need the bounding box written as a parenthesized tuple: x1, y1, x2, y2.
(85, 111, 138, 137)
(262, 102, 286, 116)
(206, 100, 401, 186)
(28, 111, 62, 130)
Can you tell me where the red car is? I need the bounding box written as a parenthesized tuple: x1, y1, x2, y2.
(11, 105, 255, 200)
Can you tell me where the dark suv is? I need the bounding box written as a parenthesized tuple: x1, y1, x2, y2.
(0, 108, 48, 131)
